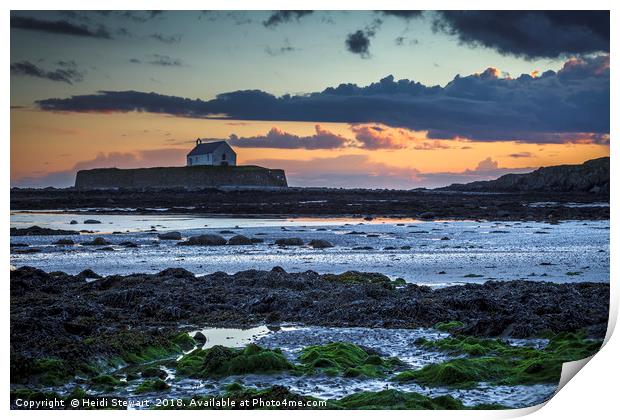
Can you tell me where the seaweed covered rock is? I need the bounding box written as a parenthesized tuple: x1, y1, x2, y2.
(321, 271, 391, 285)
(176, 344, 293, 378)
(90, 374, 126, 391)
(434, 321, 465, 333)
(135, 379, 170, 394)
(330, 389, 466, 410)
(299, 342, 401, 377)
(395, 332, 603, 388)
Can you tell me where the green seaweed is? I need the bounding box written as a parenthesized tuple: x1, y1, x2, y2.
(328, 389, 467, 410)
(176, 344, 293, 378)
(395, 332, 603, 388)
(11, 331, 195, 387)
(10, 358, 77, 386)
(299, 342, 402, 377)
(434, 321, 465, 332)
(90, 374, 126, 390)
(135, 379, 170, 394)
(322, 271, 392, 285)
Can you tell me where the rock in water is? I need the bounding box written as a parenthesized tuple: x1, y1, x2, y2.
(53, 238, 75, 245)
(178, 234, 227, 246)
(275, 238, 304, 246)
(10, 226, 78, 236)
(193, 331, 207, 346)
(227, 235, 253, 245)
(82, 237, 110, 246)
(158, 231, 182, 240)
(309, 239, 334, 249)
(83, 219, 102, 224)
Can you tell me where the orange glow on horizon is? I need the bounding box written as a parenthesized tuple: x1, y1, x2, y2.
(10, 108, 610, 187)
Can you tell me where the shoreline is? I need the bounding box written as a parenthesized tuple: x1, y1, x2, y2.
(10, 189, 610, 221)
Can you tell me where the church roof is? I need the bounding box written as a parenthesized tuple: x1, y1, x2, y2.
(187, 141, 230, 156)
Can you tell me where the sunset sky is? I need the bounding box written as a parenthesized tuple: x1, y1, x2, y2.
(10, 10, 610, 188)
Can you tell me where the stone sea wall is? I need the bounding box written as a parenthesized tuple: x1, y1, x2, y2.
(75, 165, 288, 190)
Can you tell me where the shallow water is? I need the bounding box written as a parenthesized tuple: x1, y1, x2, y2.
(10, 212, 609, 286)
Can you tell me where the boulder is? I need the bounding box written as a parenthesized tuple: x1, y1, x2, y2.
(83, 237, 110, 246)
(179, 234, 227, 246)
(119, 241, 139, 248)
(193, 331, 207, 346)
(83, 219, 102, 224)
(158, 231, 182, 240)
(309, 239, 334, 249)
(275, 238, 304, 246)
(227, 235, 253, 245)
(77, 269, 101, 279)
(54, 238, 75, 245)
(10, 226, 77, 236)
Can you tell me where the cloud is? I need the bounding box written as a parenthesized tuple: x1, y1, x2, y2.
(379, 11, 423, 20)
(433, 11, 609, 59)
(265, 39, 297, 56)
(508, 152, 533, 159)
(244, 154, 535, 189)
(474, 157, 498, 171)
(246, 155, 423, 189)
(345, 19, 382, 58)
(227, 125, 349, 149)
(263, 11, 313, 28)
(346, 30, 372, 57)
(130, 54, 184, 67)
(10, 15, 111, 39)
(11, 61, 84, 84)
(350, 124, 451, 150)
(35, 55, 609, 143)
(149, 33, 182, 44)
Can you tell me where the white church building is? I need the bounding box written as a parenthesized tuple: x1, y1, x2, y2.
(186, 139, 237, 167)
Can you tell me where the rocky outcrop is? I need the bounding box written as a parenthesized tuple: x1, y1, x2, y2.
(442, 157, 609, 194)
(10, 226, 78, 236)
(74, 165, 288, 190)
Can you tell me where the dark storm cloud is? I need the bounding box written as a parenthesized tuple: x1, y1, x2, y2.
(346, 30, 372, 57)
(433, 11, 609, 59)
(10, 16, 112, 39)
(263, 11, 313, 27)
(35, 55, 609, 143)
(379, 11, 423, 19)
(11, 61, 84, 84)
(93, 10, 164, 23)
(346, 19, 382, 58)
